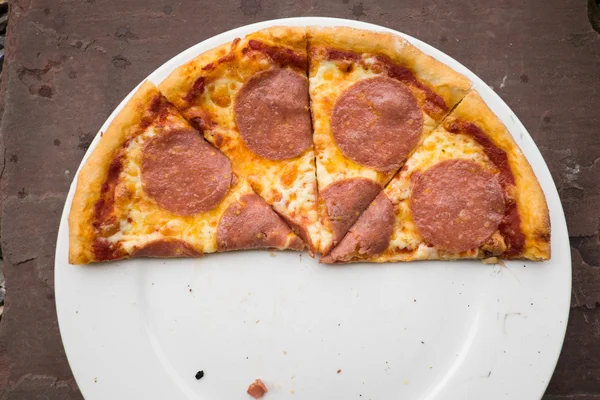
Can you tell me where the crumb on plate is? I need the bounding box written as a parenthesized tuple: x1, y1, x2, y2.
(247, 379, 268, 399)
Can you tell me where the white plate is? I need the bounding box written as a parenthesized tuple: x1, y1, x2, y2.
(55, 17, 571, 400)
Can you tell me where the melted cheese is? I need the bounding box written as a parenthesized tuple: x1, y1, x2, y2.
(310, 60, 381, 189)
(105, 116, 252, 255)
(310, 60, 440, 186)
(309, 58, 444, 252)
(176, 61, 325, 252)
(376, 128, 497, 261)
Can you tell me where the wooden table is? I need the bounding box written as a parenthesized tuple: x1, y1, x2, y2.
(1, 0, 598, 398)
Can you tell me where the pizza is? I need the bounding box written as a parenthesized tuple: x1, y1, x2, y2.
(68, 26, 551, 265)
(322, 90, 551, 263)
(158, 27, 325, 254)
(307, 27, 472, 252)
(68, 81, 303, 264)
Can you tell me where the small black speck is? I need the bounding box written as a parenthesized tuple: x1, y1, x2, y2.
(338, 323, 340, 326)
(421, 341, 425, 344)
(195, 370, 204, 380)
(519, 74, 529, 83)
(523, 265, 527, 267)
(467, 305, 470, 307)
(53, 139, 61, 146)
(538, 351, 541, 354)
(246, 357, 249, 359)
(531, 303, 533, 305)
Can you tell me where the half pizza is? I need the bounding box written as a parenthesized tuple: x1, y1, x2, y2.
(158, 27, 324, 254)
(323, 90, 550, 263)
(68, 81, 303, 264)
(307, 27, 472, 253)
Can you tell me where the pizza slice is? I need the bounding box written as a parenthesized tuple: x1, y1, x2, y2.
(68, 81, 303, 264)
(308, 26, 472, 253)
(158, 27, 324, 254)
(322, 90, 550, 263)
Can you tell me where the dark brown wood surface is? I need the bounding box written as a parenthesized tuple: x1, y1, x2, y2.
(0, 0, 598, 398)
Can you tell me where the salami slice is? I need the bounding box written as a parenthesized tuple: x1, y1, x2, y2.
(323, 192, 395, 263)
(217, 194, 304, 251)
(234, 68, 312, 160)
(410, 159, 505, 252)
(134, 239, 202, 258)
(141, 128, 232, 216)
(320, 178, 382, 245)
(331, 76, 423, 172)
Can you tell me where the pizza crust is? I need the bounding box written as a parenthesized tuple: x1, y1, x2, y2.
(307, 26, 471, 111)
(69, 81, 160, 264)
(246, 26, 307, 53)
(158, 42, 233, 111)
(159, 26, 307, 111)
(445, 91, 551, 260)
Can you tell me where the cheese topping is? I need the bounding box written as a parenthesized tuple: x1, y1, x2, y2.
(381, 128, 497, 260)
(105, 120, 245, 255)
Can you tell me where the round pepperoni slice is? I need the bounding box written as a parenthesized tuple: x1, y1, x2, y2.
(234, 68, 312, 160)
(217, 194, 304, 251)
(410, 159, 505, 252)
(331, 76, 423, 172)
(320, 178, 382, 245)
(141, 129, 232, 216)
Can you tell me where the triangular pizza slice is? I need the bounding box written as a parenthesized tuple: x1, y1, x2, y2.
(307, 27, 472, 253)
(68, 81, 303, 264)
(323, 90, 550, 263)
(159, 27, 324, 254)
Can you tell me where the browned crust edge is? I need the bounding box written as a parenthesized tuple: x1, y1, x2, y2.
(445, 90, 551, 260)
(68, 81, 160, 264)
